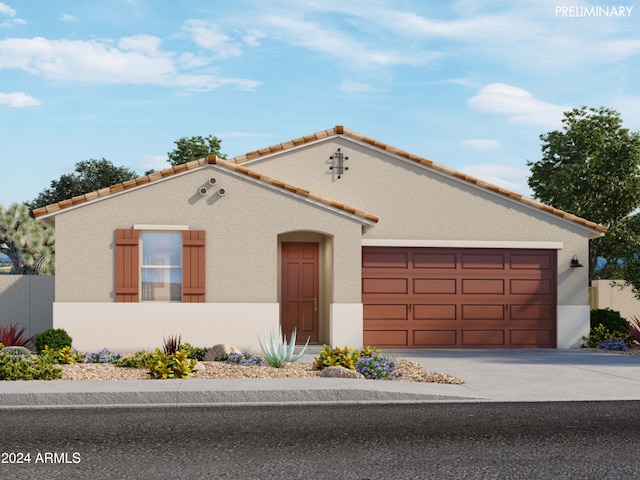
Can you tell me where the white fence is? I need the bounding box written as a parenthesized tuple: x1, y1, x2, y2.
(0, 275, 54, 342)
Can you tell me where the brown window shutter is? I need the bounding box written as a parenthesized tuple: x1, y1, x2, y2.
(182, 230, 206, 303)
(115, 229, 140, 302)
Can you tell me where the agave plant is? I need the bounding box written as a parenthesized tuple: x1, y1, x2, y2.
(258, 327, 310, 368)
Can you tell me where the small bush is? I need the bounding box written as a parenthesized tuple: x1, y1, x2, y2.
(117, 350, 153, 369)
(627, 317, 640, 345)
(34, 328, 72, 354)
(314, 345, 359, 370)
(0, 346, 31, 358)
(355, 352, 403, 380)
(146, 347, 197, 379)
(180, 343, 209, 362)
(163, 335, 181, 355)
(85, 348, 123, 364)
(0, 324, 36, 347)
(0, 353, 62, 380)
(598, 339, 628, 352)
(590, 309, 629, 334)
(583, 324, 633, 348)
(41, 346, 85, 364)
(226, 351, 265, 366)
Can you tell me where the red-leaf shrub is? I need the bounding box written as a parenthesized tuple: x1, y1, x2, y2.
(627, 317, 640, 344)
(0, 324, 36, 347)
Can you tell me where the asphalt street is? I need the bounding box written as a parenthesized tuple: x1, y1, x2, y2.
(1, 401, 639, 479)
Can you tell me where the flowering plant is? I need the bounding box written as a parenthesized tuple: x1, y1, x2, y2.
(355, 352, 403, 380)
(85, 348, 123, 364)
(226, 351, 265, 366)
(597, 339, 628, 352)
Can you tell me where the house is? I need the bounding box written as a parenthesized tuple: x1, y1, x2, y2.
(34, 126, 606, 352)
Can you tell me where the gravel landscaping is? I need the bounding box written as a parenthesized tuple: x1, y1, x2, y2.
(58, 359, 465, 384)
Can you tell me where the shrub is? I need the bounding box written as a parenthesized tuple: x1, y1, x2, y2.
(226, 351, 265, 366)
(598, 339, 628, 352)
(258, 327, 309, 368)
(34, 328, 72, 354)
(626, 317, 640, 345)
(314, 345, 359, 370)
(146, 347, 197, 379)
(0, 324, 36, 347)
(582, 324, 633, 348)
(41, 346, 85, 364)
(355, 352, 403, 380)
(117, 350, 153, 369)
(163, 334, 181, 355)
(0, 346, 31, 358)
(180, 343, 209, 362)
(85, 348, 122, 364)
(0, 353, 62, 380)
(590, 309, 629, 334)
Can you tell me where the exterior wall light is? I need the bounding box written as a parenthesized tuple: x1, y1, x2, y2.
(570, 255, 584, 268)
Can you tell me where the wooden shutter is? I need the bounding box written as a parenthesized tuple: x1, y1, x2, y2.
(182, 230, 206, 302)
(115, 229, 140, 302)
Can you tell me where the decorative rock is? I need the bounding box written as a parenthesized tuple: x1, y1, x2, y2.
(316, 366, 365, 379)
(204, 344, 242, 361)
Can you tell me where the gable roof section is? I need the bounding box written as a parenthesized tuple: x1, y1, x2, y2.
(33, 125, 606, 234)
(33, 155, 379, 226)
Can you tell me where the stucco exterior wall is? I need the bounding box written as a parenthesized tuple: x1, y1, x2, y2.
(53, 165, 364, 304)
(0, 275, 54, 341)
(592, 280, 640, 321)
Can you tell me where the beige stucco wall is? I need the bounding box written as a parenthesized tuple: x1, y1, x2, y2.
(592, 280, 640, 321)
(244, 136, 594, 307)
(0, 275, 54, 341)
(52, 165, 365, 304)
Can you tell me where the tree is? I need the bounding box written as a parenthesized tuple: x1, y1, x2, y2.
(527, 106, 640, 279)
(167, 135, 226, 166)
(29, 158, 138, 211)
(0, 203, 55, 274)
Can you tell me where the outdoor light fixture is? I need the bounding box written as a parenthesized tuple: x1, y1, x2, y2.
(329, 148, 349, 178)
(570, 255, 584, 268)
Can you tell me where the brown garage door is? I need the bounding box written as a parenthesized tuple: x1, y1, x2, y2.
(362, 247, 556, 348)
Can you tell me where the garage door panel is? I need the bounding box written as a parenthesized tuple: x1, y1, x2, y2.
(510, 279, 553, 295)
(462, 304, 505, 320)
(462, 330, 505, 346)
(413, 278, 456, 294)
(362, 247, 556, 348)
(461, 253, 505, 269)
(364, 304, 408, 320)
(363, 330, 408, 347)
(363, 251, 408, 269)
(414, 330, 457, 346)
(462, 279, 504, 295)
(413, 253, 457, 269)
(362, 278, 408, 294)
(413, 304, 457, 320)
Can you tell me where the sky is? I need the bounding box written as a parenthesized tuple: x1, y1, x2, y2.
(1, 0, 639, 208)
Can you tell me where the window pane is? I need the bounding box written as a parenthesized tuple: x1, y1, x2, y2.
(142, 268, 182, 302)
(141, 232, 181, 266)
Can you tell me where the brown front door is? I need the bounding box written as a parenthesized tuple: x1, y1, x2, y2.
(281, 242, 319, 343)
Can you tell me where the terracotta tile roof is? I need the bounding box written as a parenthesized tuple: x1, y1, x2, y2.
(33, 154, 379, 225)
(33, 125, 606, 234)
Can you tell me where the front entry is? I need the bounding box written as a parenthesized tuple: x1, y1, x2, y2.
(281, 242, 320, 343)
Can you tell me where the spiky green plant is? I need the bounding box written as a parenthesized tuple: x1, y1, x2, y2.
(0, 346, 32, 358)
(258, 327, 310, 368)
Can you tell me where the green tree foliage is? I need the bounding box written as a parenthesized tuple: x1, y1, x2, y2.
(527, 106, 640, 279)
(29, 158, 138, 211)
(0, 203, 55, 274)
(167, 135, 226, 166)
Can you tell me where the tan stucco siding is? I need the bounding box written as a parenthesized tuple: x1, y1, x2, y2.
(54, 166, 363, 303)
(243, 137, 593, 306)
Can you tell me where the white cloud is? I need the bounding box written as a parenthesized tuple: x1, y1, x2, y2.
(59, 13, 78, 23)
(339, 80, 380, 94)
(468, 83, 569, 128)
(243, 29, 267, 47)
(459, 163, 532, 196)
(460, 139, 501, 150)
(0, 36, 259, 93)
(181, 20, 241, 58)
(0, 2, 16, 17)
(0, 91, 41, 107)
(137, 155, 169, 173)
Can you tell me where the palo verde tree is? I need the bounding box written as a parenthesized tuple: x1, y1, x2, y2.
(167, 135, 226, 166)
(0, 203, 55, 274)
(527, 106, 640, 281)
(29, 158, 138, 212)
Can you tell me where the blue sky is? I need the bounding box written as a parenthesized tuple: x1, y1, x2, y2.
(1, 0, 639, 208)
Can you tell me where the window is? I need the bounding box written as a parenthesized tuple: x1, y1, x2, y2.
(115, 228, 205, 303)
(140, 232, 182, 302)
